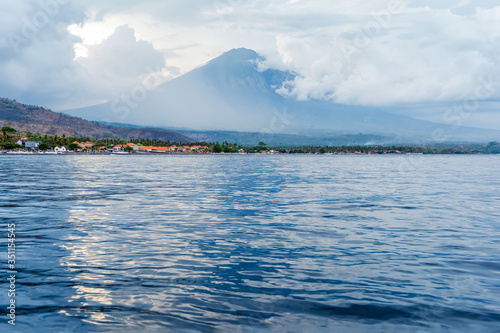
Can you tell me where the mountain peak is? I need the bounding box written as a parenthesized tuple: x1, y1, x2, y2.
(208, 48, 261, 66)
(60, 48, 500, 143)
(223, 47, 259, 57)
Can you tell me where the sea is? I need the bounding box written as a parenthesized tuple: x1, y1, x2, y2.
(0, 154, 499, 332)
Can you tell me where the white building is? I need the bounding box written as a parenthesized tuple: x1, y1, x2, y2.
(25, 141, 42, 149)
(55, 146, 67, 154)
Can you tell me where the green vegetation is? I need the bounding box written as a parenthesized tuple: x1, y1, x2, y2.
(68, 143, 79, 150)
(38, 142, 50, 151)
(212, 141, 239, 153)
(1, 142, 23, 150)
(275, 142, 500, 155)
(212, 143, 223, 153)
(1, 125, 17, 142)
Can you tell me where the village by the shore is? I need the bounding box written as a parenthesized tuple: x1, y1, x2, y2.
(0, 140, 239, 155)
(0, 125, 249, 154)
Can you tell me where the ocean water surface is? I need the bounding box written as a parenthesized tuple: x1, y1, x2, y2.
(1, 155, 499, 332)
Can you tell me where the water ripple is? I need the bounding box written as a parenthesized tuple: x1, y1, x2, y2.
(1, 155, 500, 332)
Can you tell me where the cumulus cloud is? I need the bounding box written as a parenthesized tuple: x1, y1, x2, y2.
(0, 0, 81, 105)
(0, 1, 168, 109)
(72, 25, 167, 106)
(260, 1, 500, 107)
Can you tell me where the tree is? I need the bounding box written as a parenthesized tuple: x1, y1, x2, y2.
(124, 146, 134, 152)
(1, 126, 17, 141)
(223, 146, 238, 153)
(255, 141, 268, 151)
(68, 143, 79, 150)
(39, 142, 50, 151)
(1, 142, 22, 150)
(212, 143, 223, 153)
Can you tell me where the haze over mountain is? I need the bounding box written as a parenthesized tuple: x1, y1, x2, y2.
(64, 48, 500, 144)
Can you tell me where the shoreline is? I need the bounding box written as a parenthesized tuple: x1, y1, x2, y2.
(1, 152, 497, 156)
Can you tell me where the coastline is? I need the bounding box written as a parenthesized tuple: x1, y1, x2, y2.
(1, 152, 497, 156)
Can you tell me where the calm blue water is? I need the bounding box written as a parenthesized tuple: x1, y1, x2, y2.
(1, 155, 500, 332)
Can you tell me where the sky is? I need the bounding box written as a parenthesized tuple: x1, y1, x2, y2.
(1, 0, 500, 129)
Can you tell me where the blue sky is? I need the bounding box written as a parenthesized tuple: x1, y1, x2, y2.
(1, 0, 500, 129)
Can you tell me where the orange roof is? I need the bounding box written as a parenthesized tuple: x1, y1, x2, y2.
(183, 146, 190, 149)
(73, 141, 79, 144)
(127, 143, 137, 146)
(138, 146, 169, 151)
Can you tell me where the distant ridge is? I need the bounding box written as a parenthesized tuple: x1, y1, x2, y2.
(0, 97, 192, 142)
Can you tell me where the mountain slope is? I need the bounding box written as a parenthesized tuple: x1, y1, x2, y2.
(0, 98, 192, 142)
(63, 48, 500, 143)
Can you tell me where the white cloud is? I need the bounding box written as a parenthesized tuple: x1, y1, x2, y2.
(0, 1, 168, 109)
(73, 25, 167, 105)
(265, 2, 500, 107)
